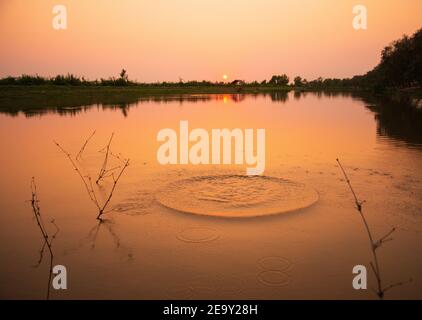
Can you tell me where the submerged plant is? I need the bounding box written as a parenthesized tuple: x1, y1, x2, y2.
(29, 177, 59, 300)
(336, 158, 412, 299)
(55, 133, 129, 220)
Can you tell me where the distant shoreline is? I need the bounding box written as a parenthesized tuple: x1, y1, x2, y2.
(0, 85, 420, 115)
(1, 26, 420, 111)
(0, 84, 365, 111)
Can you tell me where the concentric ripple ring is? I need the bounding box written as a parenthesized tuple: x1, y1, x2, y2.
(155, 175, 319, 218)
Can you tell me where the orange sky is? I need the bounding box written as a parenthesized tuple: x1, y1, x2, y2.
(0, 0, 421, 82)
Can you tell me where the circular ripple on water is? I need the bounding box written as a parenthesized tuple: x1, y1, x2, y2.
(257, 270, 290, 287)
(155, 175, 319, 218)
(176, 227, 220, 243)
(258, 256, 292, 272)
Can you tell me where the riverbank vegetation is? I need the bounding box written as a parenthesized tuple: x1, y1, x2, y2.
(0, 28, 420, 110)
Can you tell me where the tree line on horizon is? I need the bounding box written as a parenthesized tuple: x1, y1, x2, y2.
(0, 28, 420, 91)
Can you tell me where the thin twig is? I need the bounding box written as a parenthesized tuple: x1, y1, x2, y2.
(54, 141, 101, 211)
(29, 178, 59, 300)
(336, 158, 383, 297)
(33, 240, 47, 268)
(96, 133, 114, 184)
(382, 278, 413, 294)
(30, 178, 53, 260)
(97, 159, 130, 220)
(55, 134, 130, 220)
(374, 227, 396, 249)
(76, 130, 96, 160)
(336, 158, 411, 299)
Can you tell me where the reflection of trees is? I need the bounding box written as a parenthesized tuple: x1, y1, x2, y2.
(4, 90, 421, 148)
(0, 93, 292, 116)
(288, 90, 422, 147)
(230, 94, 246, 103)
(0, 95, 217, 117)
(362, 95, 422, 146)
(293, 91, 302, 100)
(268, 91, 288, 102)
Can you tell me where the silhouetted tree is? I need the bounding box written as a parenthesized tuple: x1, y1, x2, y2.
(358, 28, 422, 89)
(120, 69, 128, 81)
(269, 74, 289, 86)
(293, 76, 303, 87)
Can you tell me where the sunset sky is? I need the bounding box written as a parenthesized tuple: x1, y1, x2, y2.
(0, 0, 421, 82)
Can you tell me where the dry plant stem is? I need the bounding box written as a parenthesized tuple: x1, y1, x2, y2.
(54, 141, 101, 212)
(76, 130, 96, 160)
(336, 159, 384, 298)
(30, 178, 59, 300)
(97, 159, 130, 220)
(96, 133, 114, 184)
(55, 138, 130, 220)
(34, 221, 59, 268)
(34, 241, 48, 267)
(336, 158, 412, 299)
(30, 178, 53, 262)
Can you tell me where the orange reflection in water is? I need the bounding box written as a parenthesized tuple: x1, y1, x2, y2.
(0, 92, 421, 299)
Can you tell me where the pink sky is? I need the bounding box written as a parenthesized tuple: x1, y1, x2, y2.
(0, 0, 421, 82)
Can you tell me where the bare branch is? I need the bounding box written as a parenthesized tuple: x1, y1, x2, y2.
(55, 134, 130, 221)
(374, 228, 396, 249)
(96, 133, 114, 184)
(383, 278, 413, 294)
(97, 159, 130, 220)
(336, 159, 364, 212)
(30, 178, 52, 257)
(336, 158, 411, 299)
(29, 178, 59, 300)
(76, 129, 96, 160)
(54, 141, 101, 211)
(32, 240, 47, 268)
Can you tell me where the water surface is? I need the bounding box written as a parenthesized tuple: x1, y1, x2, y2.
(0, 92, 421, 299)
